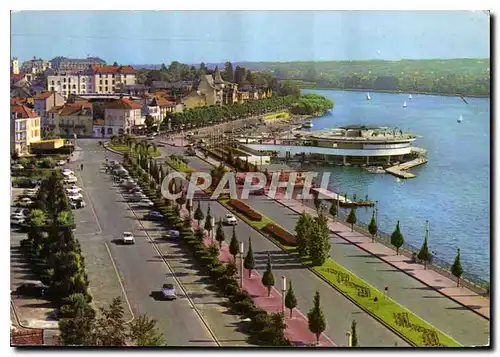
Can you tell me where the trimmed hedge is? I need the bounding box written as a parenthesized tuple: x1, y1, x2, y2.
(229, 199, 263, 221)
(263, 223, 297, 245)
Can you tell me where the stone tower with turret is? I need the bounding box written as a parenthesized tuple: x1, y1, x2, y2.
(11, 57, 19, 74)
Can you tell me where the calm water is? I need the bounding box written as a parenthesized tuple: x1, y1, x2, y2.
(302, 89, 491, 280)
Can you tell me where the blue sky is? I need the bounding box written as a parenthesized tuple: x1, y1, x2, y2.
(11, 11, 490, 64)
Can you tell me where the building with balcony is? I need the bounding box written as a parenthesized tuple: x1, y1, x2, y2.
(47, 71, 94, 98)
(20, 57, 51, 75)
(92, 65, 137, 94)
(33, 91, 66, 130)
(102, 97, 142, 137)
(11, 104, 41, 155)
(48, 102, 93, 137)
(50, 56, 106, 71)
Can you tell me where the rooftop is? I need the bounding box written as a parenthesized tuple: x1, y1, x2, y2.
(11, 104, 39, 119)
(106, 97, 142, 110)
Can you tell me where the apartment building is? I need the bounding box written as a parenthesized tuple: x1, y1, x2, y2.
(47, 72, 94, 98)
(103, 97, 142, 136)
(50, 56, 106, 71)
(48, 102, 93, 137)
(33, 91, 66, 129)
(93, 65, 137, 94)
(11, 104, 41, 155)
(20, 57, 51, 75)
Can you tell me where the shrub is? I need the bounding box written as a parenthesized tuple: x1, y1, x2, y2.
(209, 264, 226, 280)
(225, 281, 240, 297)
(250, 311, 272, 332)
(232, 298, 255, 314)
(228, 199, 263, 221)
(263, 223, 297, 245)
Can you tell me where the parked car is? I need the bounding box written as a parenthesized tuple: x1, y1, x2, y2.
(17, 197, 33, 207)
(122, 232, 135, 244)
(138, 199, 154, 208)
(62, 169, 74, 176)
(129, 192, 147, 202)
(11, 214, 26, 226)
(11, 164, 24, 170)
(164, 230, 180, 240)
(122, 179, 137, 189)
(56, 160, 66, 166)
(15, 280, 49, 298)
(129, 187, 143, 194)
(12, 208, 30, 217)
(70, 200, 86, 209)
(144, 211, 164, 221)
(223, 213, 237, 225)
(161, 283, 177, 300)
(66, 185, 82, 193)
(68, 192, 83, 201)
(64, 176, 78, 184)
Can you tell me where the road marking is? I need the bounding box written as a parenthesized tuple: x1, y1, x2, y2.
(75, 171, 103, 235)
(104, 242, 135, 324)
(119, 188, 220, 346)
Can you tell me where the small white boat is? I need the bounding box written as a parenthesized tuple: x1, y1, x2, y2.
(408, 94, 412, 100)
(396, 178, 402, 183)
(365, 166, 386, 174)
(457, 115, 463, 123)
(403, 101, 407, 108)
(366, 93, 371, 100)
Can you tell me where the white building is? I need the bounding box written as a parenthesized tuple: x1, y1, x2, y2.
(11, 57, 19, 74)
(11, 104, 41, 155)
(47, 72, 94, 98)
(101, 97, 143, 137)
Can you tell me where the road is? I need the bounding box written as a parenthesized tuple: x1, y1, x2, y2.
(71, 139, 219, 346)
(156, 141, 408, 347)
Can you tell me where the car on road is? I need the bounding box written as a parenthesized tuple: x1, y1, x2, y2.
(161, 283, 177, 300)
(11, 214, 26, 226)
(70, 200, 86, 209)
(15, 280, 49, 298)
(144, 211, 164, 221)
(129, 192, 148, 202)
(64, 176, 78, 184)
(17, 197, 33, 207)
(164, 230, 180, 240)
(223, 213, 237, 225)
(68, 192, 83, 201)
(122, 232, 135, 244)
(138, 199, 154, 208)
(56, 159, 66, 166)
(62, 169, 74, 176)
(11, 164, 24, 170)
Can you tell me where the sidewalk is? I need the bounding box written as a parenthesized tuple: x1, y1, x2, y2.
(195, 152, 490, 321)
(190, 219, 336, 347)
(274, 197, 490, 320)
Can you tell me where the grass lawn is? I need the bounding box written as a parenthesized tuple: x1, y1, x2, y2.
(108, 144, 161, 157)
(166, 159, 195, 173)
(219, 199, 461, 347)
(263, 111, 290, 121)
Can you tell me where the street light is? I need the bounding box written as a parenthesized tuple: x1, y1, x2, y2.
(346, 331, 352, 347)
(375, 200, 379, 238)
(239, 241, 245, 290)
(281, 276, 287, 316)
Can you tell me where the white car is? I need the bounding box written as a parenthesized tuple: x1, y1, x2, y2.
(70, 200, 86, 209)
(122, 232, 135, 244)
(66, 188, 82, 196)
(11, 164, 24, 170)
(23, 188, 38, 197)
(138, 199, 154, 208)
(64, 176, 78, 184)
(62, 169, 74, 176)
(68, 193, 83, 202)
(66, 185, 82, 192)
(56, 160, 66, 166)
(161, 283, 177, 300)
(18, 197, 33, 206)
(223, 213, 237, 225)
(11, 214, 26, 225)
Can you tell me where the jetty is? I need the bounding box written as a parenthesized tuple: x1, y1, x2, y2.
(311, 187, 375, 208)
(385, 157, 428, 179)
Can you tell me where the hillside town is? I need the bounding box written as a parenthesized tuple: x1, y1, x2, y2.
(11, 56, 275, 156)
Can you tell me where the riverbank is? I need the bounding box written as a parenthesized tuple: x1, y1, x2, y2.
(300, 87, 490, 98)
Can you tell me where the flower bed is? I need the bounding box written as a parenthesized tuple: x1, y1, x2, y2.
(228, 199, 262, 221)
(263, 223, 297, 245)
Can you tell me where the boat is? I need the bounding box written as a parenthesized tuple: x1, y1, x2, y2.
(302, 120, 313, 129)
(365, 166, 386, 174)
(408, 94, 412, 100)
(403, 101, 407, 108)
(457, 115, 463, 123)
(366, 93, 371, 100)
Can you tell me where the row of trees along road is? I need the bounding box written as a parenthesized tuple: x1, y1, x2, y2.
(19, 171, 163, 346)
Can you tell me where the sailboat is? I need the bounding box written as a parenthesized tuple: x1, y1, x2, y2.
(366, 93, 371, 100)
(408, 94, 412, 100)
(457, 115, 463, 123)
(403, 101, 407, 108)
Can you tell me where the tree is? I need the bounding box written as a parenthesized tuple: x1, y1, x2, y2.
(228, 226, 239, 261)
(234, 66, 246, 86)
(417, 225, 430, 269)
(223, 61, 234, 82)
(193, 201, 204, 228)
(243, 237, 255, 278)
(204, 204, 213, 236)
(245, 70, 256, 85)
(307, 290, 326, 345)
(451, 248, 463, 287)
(145, 115, 155, 132)
(309, 214, 331, 266)
(113, 61, 118, 66)
(261, 252, 275, 297)
(186, 199, 193, 218)
(128, 314, 165, 346)
(215, 218, 225, 248)
(329, 200, 337, 219)
(390, 220, 405, 255)
(93, 297, 127, 346)
(295, 212, 314, 257)
(367, 210, 377, 242)
(346, 207, 357, 232)
(284, 281, 297, 318)
(59, 294, 96, 346)
(313, 195, 322, 213)
(351, 320, 358, 347)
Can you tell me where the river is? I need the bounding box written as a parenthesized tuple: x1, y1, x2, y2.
(301, 89, 490, 280)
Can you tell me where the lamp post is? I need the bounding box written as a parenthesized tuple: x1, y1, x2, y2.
(375, 200, 379, 238)
(281, 276, 287, 316)
(211, 217, 216, 242)
(239, 241, 244, 290)
(346, 331, 352, 347)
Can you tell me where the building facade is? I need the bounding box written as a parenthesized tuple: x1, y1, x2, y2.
(197, 67, 238, 106)
(11, 58, 19, 74)
(20, 57, 51, 75)
(102, 97, 142, 136)
(47, 72, 94, 98)
(11, 105, 41, 155)
(50, 56, 106, 71)
(92, 66, 137, 94)
(48, 102, 93, 137)
(33, 91, 66, 129)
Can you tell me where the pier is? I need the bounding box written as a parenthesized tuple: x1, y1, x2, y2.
(311, 187, 375, 207)
(385, 157, 428, 179)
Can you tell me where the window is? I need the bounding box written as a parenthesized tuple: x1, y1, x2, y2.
(51, 80, 54, 85)
(100, 80, 103, 85)
(105, 80, 108, 85)
(107, 128, 113, 135)
(68, 78, 71, 83)
(82, 78, 86, 82)
(63, 78, 66, 82)
(50, 87, 55, 91)
(63, 85, 66, 89)
(99, 86, 103, 91)
(72, 84, 76, 89)
(112, 80, 115, 85)
(82, 85, 86, 89)
(105, 87, 108, 91)
(51, 113, 54, 119)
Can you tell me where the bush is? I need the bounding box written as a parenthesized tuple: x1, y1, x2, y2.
(224, 281, 240, 297)
(250, 311, 272, 332)
(232, 298, 255, 314)
(229, 199, 263, 221)
(209, 264, 226, 281)
(263, 223, 297, 245)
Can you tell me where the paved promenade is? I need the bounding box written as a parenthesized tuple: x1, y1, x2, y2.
(194, 223, 336, 347)
(274, 198, 490, 320)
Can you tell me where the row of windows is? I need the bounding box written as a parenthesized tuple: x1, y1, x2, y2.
(50, 77, 92, 85)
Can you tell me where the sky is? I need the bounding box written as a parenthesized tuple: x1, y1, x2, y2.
(11, 10, 490, 65)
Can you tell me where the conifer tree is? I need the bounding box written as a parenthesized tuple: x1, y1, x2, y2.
(229, 226, 239, 261)
(193, 201, 204, 228)
(243, 237, 255, 277)
(307, 291, 326, 345)
(215, 218, 225, 248)
(417, 222, 430, 269)
(351, 320, 358, 347)
(346, 207, 357, 232)
(451, 248, 463, 287)
(368, 210, 377, 242)
(284, 281, 297, 318)
(390, 220, 405, 255)
(261, 252, 275, 297)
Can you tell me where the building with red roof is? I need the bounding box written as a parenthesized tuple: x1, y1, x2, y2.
(33, 91, 66, 129)
(98, 96, 143, 137)
(11, 104, 41, 155)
